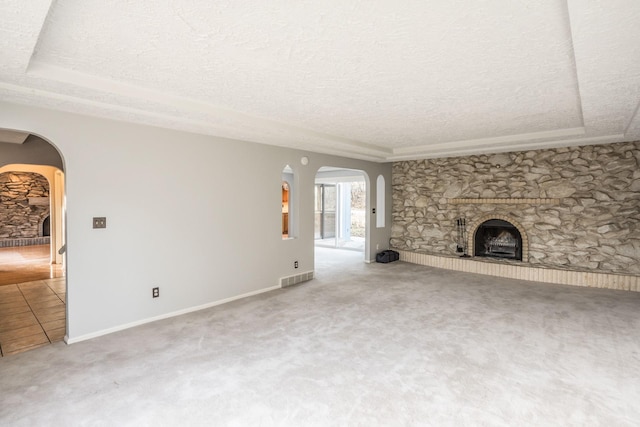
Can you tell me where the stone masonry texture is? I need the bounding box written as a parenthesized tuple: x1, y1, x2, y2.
(391, 141, 640, 275)
(0, 172, 50, 239)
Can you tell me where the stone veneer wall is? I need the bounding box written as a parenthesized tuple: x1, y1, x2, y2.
(0, 172, 50, 239)
(391, 141, 640, 275)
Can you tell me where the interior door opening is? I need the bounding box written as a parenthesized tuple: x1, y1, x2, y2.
(314, 167, 367, 255)
(0, 131, 66, 357)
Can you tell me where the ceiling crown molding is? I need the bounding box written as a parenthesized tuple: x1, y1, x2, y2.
(1, 1, 639, 162)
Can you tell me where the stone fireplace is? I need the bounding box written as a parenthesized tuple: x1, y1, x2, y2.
(0, 171, 50, 247)
(466, 213, 530, 262)
(473, 219, 522, 261)
(40, 215, 51, 237)
(390, 141, 640, 292)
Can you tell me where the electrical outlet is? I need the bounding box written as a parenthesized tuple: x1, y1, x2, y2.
(93, 217, 107, 229)
(294, 261, 299, 268)
(152, 287, 159, 298)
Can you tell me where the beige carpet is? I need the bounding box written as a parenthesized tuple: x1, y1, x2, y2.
(1, 247, 639, 426)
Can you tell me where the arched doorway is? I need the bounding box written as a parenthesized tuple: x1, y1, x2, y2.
(314, 167, 369, 270)
(0, 131, 66, 356)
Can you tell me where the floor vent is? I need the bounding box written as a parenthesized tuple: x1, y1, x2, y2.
(280, 271, 314, 288)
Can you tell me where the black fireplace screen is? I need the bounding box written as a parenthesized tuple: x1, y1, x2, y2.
(474, 219, 522, 261)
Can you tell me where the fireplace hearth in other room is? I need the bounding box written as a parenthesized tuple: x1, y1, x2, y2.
(474, 219, 522, 261)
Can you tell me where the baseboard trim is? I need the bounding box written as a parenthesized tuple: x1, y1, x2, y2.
(65, 284, 281, 344)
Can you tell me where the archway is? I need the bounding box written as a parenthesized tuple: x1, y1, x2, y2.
(314, 167, 369, 269)
(0, 130, 66, 356)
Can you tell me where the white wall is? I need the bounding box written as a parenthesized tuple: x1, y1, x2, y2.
(0, 102, 392, 342)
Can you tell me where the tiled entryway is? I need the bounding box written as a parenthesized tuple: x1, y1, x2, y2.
(0, 245, 65, 286)
(0, 277, 66, 356)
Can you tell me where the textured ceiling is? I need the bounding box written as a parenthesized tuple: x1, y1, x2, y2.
(1, 0, 639, 161)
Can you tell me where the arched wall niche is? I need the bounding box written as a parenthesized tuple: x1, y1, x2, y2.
(282, 164, 295, 239)
(376, 175, 385, 228)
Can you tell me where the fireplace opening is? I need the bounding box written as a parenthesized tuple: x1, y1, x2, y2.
(474, 219, 522, 261)
(42, 215, 50, 237)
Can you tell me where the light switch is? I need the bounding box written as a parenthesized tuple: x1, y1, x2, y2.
(93, 217, 107, 229)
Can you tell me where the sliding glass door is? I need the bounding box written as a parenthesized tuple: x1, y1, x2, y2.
(314, 184, 336, 240)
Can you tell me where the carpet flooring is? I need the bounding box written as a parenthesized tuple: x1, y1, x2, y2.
(1, 247, 639, 426)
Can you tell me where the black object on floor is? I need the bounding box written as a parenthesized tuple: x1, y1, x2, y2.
(376, 250, 399, 263)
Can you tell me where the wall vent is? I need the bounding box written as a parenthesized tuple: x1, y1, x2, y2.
(280, 271, 314, 288)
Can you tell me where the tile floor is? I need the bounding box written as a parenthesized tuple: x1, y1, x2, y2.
(0, 244, 65, 286)
(0, 277, 66, 357)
